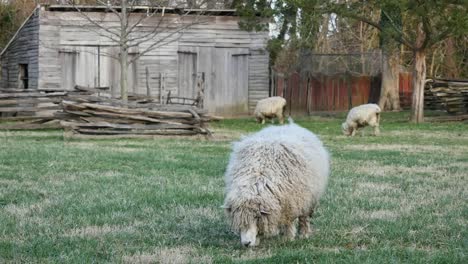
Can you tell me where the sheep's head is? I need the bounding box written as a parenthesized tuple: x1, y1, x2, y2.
(342, 122, 351, 136)
(222, 199, 272, 247)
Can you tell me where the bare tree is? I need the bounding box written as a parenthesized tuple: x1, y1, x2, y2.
(62, 0, 209, 103)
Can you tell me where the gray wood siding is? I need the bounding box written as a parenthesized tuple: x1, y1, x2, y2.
(0, 10, 40, 89)
(7, 8, 269, 115)
(248, 49, 270, 112)
(177, 52, 198, 98)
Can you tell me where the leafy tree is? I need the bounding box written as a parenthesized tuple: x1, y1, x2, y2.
(378, 2, 402, 111)
(331, 0, 468, 122)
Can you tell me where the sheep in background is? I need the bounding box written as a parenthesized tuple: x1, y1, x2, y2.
(223, 120, 330, 247)
(254, 96, 287, 124)
(342, 103, 381, 136)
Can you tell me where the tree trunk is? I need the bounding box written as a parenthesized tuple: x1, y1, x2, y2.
(120, 51, 128, 103)
(410, 22, 427, 123)
(410, 50, 426, 123)
(378, 51, 401, 111)
(120, 0, 128, 103)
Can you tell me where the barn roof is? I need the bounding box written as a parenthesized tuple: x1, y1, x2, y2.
(45, 5, 237, 16)
(0, 4, 238, 57)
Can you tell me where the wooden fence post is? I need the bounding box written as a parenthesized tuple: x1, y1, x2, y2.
(159, 72, 166, 104)
(347, 73, 352, 110)
(146, 67, 150, 97)
(196, 72, 205, 108)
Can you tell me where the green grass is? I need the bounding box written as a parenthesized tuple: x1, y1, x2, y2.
(0, 112, 467, 263)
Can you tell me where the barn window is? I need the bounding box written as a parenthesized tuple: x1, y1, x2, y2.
(18, 64, 29, 89)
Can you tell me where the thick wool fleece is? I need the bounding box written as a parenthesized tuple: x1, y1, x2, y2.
(223, 122, 330, 237)
(254, 96, 287, 124)
(342, 103, 381, 136)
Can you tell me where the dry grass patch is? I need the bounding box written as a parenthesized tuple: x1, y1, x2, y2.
(4, 199, 54, 218)
(173, 206, 221, 222)
(210, 128, 245, 141)
(354, 161, 445, 177)
(234, 248, 273, 261)
(65, 142, 142, 153)
(122, 246, 212, 264)
(357, 209, 400, 221)
(386, 130, 468, 139)
(357, 182, 399, 192)
(99, 170, 127, 178)
(64, 221, 142, 238)
(344, 144, 467, 156)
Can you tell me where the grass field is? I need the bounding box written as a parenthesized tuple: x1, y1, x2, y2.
(0, 112, 467, 263)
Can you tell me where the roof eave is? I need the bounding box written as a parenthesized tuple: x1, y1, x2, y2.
(44, 5, 237, 16)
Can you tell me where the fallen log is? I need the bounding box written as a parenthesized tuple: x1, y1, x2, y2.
(0, 120, 61, 130)
(76, 128, 201, 135)
(0, 92, 67, 99)
(60, 121, 197, 130)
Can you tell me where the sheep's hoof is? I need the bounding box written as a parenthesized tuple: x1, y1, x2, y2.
(299, 229, 312, 239)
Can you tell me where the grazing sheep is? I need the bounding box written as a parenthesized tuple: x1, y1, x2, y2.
(342, 103, 381, 136)
(223, 120, 330, 247)
(254, 96, 287, 124)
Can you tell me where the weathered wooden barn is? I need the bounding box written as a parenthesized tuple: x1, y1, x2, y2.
(0, 5, 269, 115)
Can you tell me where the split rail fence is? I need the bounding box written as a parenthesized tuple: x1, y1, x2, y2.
(0, 86, 219, 136)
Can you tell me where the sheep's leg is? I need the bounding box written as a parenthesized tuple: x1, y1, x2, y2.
(370, 121, 380, 136)
(283, 223, 297, 241)
(368, 117, 380, 136)
(350, 127, 357, 137)
(373, 125, 380, 136)
(298, 216, 311, 238)
(277, 112, 284, 124)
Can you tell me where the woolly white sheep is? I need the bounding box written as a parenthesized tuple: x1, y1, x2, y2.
(222, 120, 330, 247)
(254, 96, 287, 124)
(342, 103, 381, 136)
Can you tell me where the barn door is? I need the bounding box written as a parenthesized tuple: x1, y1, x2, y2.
(59, 46, 137, 95)
(177, 51, 198, 98)
(59, 46, 99, 90)
(59, 50, 77, 90)
(100, 47, 138, 98)
(210, 48, 249, 115)
(75, 46, 99, 88)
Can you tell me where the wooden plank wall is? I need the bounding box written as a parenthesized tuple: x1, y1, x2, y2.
(35, 11, 269, 115)
(248, 49, 269, 112)
(0, 10, 40, 89)
(399, 72, 412, 109)
(276, 73, 378, 113)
